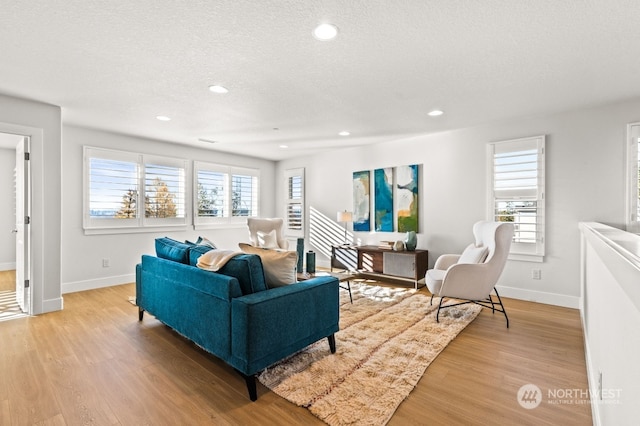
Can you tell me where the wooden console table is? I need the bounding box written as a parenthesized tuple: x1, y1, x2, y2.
(331, 245, 428, 289)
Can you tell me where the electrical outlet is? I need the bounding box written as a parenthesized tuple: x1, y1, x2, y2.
(532, 269, 541, 280)
(102, 258, 110, 268)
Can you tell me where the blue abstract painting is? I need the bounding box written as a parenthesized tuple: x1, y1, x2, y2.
(374, 167, 393, 232)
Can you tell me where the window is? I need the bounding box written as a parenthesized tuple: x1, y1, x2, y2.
(84, 147, 188, 232)
(231, 173, 258, 217)
(488, 135, 545, 261)
(194, 161, 259, 227)
(196, 169, 226, 218)
(284, 168, 304, 235)
(626, 123, 640, 233)
(143, 157, 187, 225)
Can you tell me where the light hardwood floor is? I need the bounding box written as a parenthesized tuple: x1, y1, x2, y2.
(0, 276, 592, 425)
(0, 270, 14, 291)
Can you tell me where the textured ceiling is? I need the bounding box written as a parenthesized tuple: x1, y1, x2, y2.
(1, 0, 639, 160)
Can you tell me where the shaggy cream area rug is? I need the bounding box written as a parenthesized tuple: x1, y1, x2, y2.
(258, 283, 482, 425)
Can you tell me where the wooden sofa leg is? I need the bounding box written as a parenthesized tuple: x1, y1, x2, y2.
(138, 307, 144, 321)
(327, 334, 336, 353)
(242, 374, 258, 401)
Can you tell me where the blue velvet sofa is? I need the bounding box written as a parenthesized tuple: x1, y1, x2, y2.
(135, 237, 340, 400)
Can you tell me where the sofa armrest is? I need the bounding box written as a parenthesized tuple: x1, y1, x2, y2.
(230, 276, 339, 375)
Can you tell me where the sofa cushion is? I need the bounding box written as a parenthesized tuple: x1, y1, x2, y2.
(188, 244, 215, 266)
(218, 254, 268, 294)
(186, 236, 217, 249)
(156, 237, 191, 264)
(239, 243, 297, 288)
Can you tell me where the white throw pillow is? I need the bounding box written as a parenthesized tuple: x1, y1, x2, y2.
(239, 243, 297, 287)
(457, 244, 489, 264)
(257, 230, 279, 249)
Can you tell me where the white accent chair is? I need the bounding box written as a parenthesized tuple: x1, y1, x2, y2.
(425, 221, 514, 327)
(247, 217, 289, 250)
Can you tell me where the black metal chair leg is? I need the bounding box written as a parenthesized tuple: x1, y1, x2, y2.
(487, 295, 496, 313)
(493, 287, 509, 328)
(436, 297, 445, 323)
(138, 307, 144, 321)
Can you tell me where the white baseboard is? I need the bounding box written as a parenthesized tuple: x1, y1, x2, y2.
(496, 285, 580, 309)
(62, 274, 136, 294)
(0, 262, 16, 271)
(41, 297, 64, 314)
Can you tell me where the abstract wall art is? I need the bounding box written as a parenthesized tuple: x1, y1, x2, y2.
(374, 167, 393, 232)
(396, 164, 419, 232)
(352, 170, 371, 231)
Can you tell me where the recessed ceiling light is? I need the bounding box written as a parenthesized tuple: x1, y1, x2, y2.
(279, 145, 288, 149)
(428, 110, 444, 117)
(156, 115, 171, 121)
(339, 131, 350, 136)
(209, 85, 229, 94)
(313, 23, 338, 41)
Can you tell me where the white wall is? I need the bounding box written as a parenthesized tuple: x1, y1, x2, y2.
(0, 148, 15, 270)
(0, 93, 62, 314)
(580, 223, 640, 425)
(277, 97, 640, 308)
(61, 126, 277, 293)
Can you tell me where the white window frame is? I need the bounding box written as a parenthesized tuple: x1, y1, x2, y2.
(193, 161, 260, 229)
(284, 168, 304, 237)
(83, 146, 189, 234)
(487, 135, 545, 262)
(626, 122, 640, 233)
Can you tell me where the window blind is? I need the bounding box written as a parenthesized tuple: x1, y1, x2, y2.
(284, 168, 304, 234)
(489, 136, 545, 260)
(196, 169, 226, 217)
(87, 155, 138, 219)
(84, 147, 188, 231)
(231, 174, 258, 217)
(193, 161, 260, 227)
(144, 163, 186, 219)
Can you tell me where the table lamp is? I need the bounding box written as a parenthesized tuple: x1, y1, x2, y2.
(337, 210, 353, 245)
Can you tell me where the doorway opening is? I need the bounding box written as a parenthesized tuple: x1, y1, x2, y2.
(0, 132, 31, 320)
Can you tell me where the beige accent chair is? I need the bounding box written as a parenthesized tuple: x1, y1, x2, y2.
(247, 217, 289, 250)
(425, 221, 514, 327)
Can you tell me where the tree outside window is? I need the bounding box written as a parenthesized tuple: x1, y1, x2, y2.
(115, 189, 137, 218)
(145, 177, 178, 218)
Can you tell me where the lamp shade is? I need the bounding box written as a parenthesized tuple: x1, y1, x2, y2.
(337, 211, 353, 223)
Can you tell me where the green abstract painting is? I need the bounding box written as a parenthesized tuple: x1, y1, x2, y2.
(396, 164, 418, 232)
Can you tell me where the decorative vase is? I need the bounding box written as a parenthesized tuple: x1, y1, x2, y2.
(393, 240, 405, 251)
(296, 238, 304, 273)
(404, 231, 417, 251)
(306, 250, 316, 274)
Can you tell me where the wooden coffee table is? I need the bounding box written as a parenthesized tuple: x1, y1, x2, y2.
(297, 271, 354, 303)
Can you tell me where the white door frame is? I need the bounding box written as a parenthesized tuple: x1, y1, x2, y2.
(0, 122, 42, 314)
